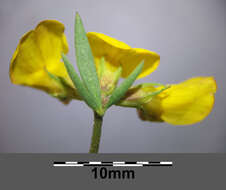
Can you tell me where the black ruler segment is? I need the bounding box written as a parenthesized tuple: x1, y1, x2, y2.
(101, 161, 115, 164)
(53, 162, 65, 164)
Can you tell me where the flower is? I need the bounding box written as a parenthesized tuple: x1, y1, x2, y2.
(135, 77, 217, 125)
(9, 20, 79, 103)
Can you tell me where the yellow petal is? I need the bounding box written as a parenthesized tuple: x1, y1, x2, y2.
(87, 32, 160, 79)
(140, 77, 217, 125)
(9, 20, 73, 97)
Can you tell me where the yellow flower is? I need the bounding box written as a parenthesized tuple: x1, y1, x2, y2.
(136, 77, 217, 125)
(87, 32, 160, 79)
(9, 20, 78, 103)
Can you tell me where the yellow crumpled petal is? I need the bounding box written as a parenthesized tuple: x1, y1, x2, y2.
(87, 32, 160, 79)
(138, 77, 217, 125)
(9, 20, 74, 99)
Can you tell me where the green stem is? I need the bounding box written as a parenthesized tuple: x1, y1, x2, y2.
(89, 111, 103, 153)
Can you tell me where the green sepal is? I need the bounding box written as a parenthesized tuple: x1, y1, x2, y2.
(112, 66, 122, 88)
(97, 57, 122, 96)
(98, 57, 105, 80)
(62, 53, 99, 110)
(104, 66, 122, 96)
(74, 12, 102, 109)
(46, 69, 62, 83)
(141, 85, 170, 104)
(106, 60, 144, 109)
(116, 83, 170, 108)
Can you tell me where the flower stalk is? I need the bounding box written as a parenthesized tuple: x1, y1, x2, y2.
(89, 111, 103, 153)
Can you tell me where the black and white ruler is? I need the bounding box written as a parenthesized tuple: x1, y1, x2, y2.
(53, 161, 173, 167)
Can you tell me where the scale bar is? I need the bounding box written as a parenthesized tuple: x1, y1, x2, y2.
(53, 161, 173, 167)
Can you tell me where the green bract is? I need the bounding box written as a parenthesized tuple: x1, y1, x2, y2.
(62, 54, 99, 111)
(106, 61, 144, 109)
(74, 13, 102, 110)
